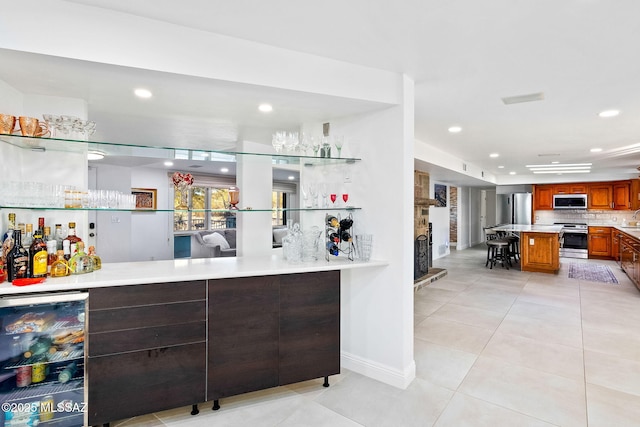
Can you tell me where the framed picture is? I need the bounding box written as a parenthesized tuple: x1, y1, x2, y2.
(434, 184, 447, 207)
(132, 188, 157, 210)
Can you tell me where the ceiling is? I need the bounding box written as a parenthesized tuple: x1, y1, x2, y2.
(3, 0, 640, 186)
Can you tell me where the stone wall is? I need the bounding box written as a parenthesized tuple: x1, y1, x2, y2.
(414, 170, 429, 238)
(449, 186, 458, 244)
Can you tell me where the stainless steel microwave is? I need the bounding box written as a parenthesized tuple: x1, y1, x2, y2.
(553, 194, 588, 209)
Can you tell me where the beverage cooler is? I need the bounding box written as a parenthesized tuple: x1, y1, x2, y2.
(0, 292, 87, 427)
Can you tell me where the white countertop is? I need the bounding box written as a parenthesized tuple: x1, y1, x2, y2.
(615, 225, 640, 240)
(492, 224, 563, 233)
(0, 256, 388, 296)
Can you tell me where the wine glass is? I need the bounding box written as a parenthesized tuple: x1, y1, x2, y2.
(320, 183, 329, 208)
(272, 132, 285, 153)
(309, 184, 318, 208)
(330, 193, 337, 205)
(342, 193, 349, 206)
(311, 136, 320, 157)
(334, 135, 344, 158)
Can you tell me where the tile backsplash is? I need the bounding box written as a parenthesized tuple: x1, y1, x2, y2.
(535, 209, 639, 225)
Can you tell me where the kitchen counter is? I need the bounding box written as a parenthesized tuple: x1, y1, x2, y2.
(0, 256, 388, 296)
(492, 224, 564, 233)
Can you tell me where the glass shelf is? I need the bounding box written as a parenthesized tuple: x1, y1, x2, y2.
(0, 206, 361, 213)
(0, 133, 361, 166)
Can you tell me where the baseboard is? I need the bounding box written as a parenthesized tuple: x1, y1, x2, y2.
(340, 351, 416, 389)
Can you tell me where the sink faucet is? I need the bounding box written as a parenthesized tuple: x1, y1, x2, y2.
(634, 209, 640, 219)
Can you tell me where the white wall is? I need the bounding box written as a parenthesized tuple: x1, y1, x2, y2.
(456, 187, 471, 250)
(469, 188, 484, 246)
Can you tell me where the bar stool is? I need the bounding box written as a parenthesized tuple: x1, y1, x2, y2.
(486, 239, 511, 269)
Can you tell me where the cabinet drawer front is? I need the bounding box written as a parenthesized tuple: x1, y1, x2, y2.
(87, 342, 206, 425)
(588, 226, 610, 234)
(88, 321, 206, 356)
(89, 280, 205, 310)
(89, 300, 206, 332)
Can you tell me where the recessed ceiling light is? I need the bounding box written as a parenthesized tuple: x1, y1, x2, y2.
(220, 167, 229, 173)
(87, 150, 105, 160)
(489, 153, 499, 158)
(288, 175, 295, 180)
(599, 109, 619, 118)
(448, 126, 462, 133)
(258, 103, 273, 113)
(134, 88, 153, 98)
(509, 171, 516, 175)
(590, 148, 603, 152)
(501, 92, 545, 105)
(164, 161, 173, 166)
(498, 165, 505, 169)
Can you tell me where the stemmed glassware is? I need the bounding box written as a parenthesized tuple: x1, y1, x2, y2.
(309, 184, 319, 208)
(272, 131, 286, 153)
(330, 193, 337, 205)
(342, 193, 349, 207)
(320, 183, 329, 208)
(312, 137, 321, 157)
(334, 135, 344, 158)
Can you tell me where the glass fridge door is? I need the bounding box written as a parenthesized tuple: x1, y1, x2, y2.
(0, 292, 87, 427)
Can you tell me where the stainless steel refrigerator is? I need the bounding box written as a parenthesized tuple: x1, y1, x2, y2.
(496, 193, 532, 225)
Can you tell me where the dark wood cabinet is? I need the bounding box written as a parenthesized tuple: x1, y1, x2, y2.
(207, 271, 341, 400)
(207, 276, 280, 400)
(588, 226, 612, 258)
(87, 281, 207, 425)
(533, 185, 554, 210)
(520, 231, 560, 273)
(279, 271, 340, 386)
(554, 184, 587, 194)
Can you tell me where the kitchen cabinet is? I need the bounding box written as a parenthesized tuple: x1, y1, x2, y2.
(620, 231, 640, 292)
(632, 179, 640, 210)
(588, 226, 612, 258)
(533, 185, 554, 210)
(612, 229, 621, 263)
(588, 184, 614, 210)
(613, 180, 631, 210)
(207, 271, 340, 404)
(554, 184, 587, 194)
(87, 281, 207, 426)
(520, 231, 560, 273)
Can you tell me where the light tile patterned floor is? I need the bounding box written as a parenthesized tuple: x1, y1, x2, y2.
(113, 246, 640, 426)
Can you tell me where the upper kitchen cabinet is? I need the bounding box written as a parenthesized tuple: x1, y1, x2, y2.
(533, 185, 554, 210)
(588, 183, 614, 210)
(613, 181, 631, 210)
(554, 184, 587, 194)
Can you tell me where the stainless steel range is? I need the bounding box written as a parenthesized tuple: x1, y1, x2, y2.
(555, 222, 588, 259)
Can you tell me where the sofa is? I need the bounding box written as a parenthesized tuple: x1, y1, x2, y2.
(195, 226, 288, 258)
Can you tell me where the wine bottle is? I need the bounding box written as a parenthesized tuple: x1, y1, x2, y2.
(7, 231, 29, 282)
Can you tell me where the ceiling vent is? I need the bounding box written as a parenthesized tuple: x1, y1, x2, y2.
(189, 164, 203, 168)
(501, 92, 545, 105)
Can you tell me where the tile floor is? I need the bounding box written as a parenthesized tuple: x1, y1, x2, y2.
(113, 246, 640, 426)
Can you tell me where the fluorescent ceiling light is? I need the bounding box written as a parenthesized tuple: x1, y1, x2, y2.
(525, 163, 592, 168)
(220, 167, 229, 173)
(288, 175, 295, 180)
(258, 103, 273, 113)
(87, 150, 105, 160)
(489, 153, 499, 158)
(599, 109, 620, 118)
(134, 88, 153, 98)
(448, 126, 462, 133)
(164, 161, 173, 166)
(509, 171, 516, 175)
(529, 166, 591, 171)
(533, 170, 591, 174)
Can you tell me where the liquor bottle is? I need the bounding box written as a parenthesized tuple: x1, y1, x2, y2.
(46, 240, 57, 276)
(2, 212, 16, 242)
(22, 223, 33, 249)
(29, 229, 48, 279)
(54, 224, 65, 250)
(37, 217, 45, 235)
(87, 245, 102, 270)
(1, 213, 16, 266)
(43, 226, 51, 242)
(7, 231, 29, 282)
(64, 222, 82, 256)
(50, 250, 70, 277)
(69, 241, 93, 275)
(63, 240, 71, 261)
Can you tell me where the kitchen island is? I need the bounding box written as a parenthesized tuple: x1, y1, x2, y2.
(492, 224, 563, 274)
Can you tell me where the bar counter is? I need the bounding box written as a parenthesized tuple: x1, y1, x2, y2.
(492, 224, 563, 273)
(0, 255, 388, 295)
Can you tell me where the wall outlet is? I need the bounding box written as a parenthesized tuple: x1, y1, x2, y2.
(111, 215, 120, 223)
(529, 238, 535, 245)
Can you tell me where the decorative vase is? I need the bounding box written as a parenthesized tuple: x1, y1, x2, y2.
(176, 183, 191, 210)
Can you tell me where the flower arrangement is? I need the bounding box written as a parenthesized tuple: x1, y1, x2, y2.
(172, 172, 194, 187)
